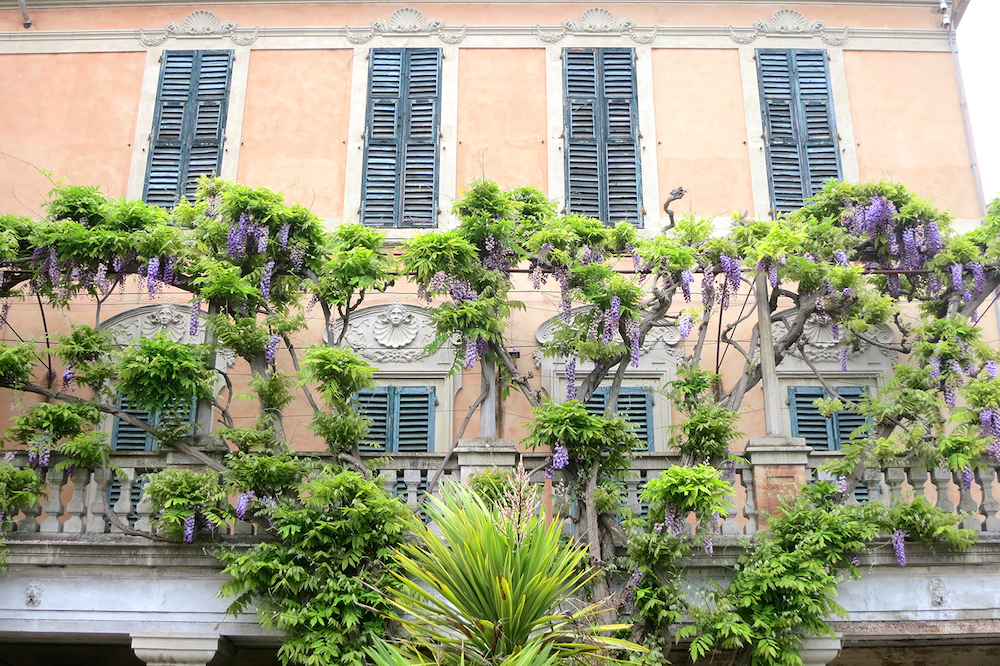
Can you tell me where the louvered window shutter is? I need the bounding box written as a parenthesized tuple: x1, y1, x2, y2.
(144, 50, 233, 208)
(356, 386, 435, 452)
(563, 48, 643, 227)
(361, 49, 441, 228)
(357, 387, 392, 452)
(111, 395, 197, 451)
(788, 386, 869, 451)
(757, 49, 841, 215)
(586, 387, 653, 451)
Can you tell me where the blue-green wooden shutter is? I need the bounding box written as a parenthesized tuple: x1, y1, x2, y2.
(111, 395, 155, 451)
(144, 50, 233, 208)
(586, 386, 653, 451)
(361, 49, 441, 228)
(789, 386, 869, 451)
(395, 386, 435, 452)
(356, 386, 435, 452)
(757, 49, 841, 214)
(106, 475, 147, 527)
(357, 387, 391, 452)
(788, 386, 834, 450)
(564, 48, 642, 227)
(111, 395, 197, 451)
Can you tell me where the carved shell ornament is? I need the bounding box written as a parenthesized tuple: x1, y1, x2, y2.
(137, 10, 259, 47)
(764, 9, 811, 33)
(373, 304, 418, 349)
(180, 10, 232, 35)
(729, 9, 848, 46)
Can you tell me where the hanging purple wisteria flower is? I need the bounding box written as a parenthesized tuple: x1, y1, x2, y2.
(236, 491, 254, 521)
(265, 334, 280, 367)
(950, 263, 963, 291)
(961, 465, 973, 490)
(680, 269, 694, 302)
(848, 552, 861, 567)
(290, 245, 305, 270)
(260, 261, 275, 300)
(985, 361, 998, 380)
(552, 444, 569, 470)
(189, 300, 201, 337)
(892, 529, 907, 567)
(678, 312, 692, 339)
(565, 356, 577, 401)
(719, 254, 741, 293)
(928, 355, 941, 381)
(968, 262, 985, 294)
(831, 323, 840, 341)
(278, 223, 291, 249)
(163, 256, 176, 286)
(834, 250, 849, 267)
(944, 385, 957, 408)
(887, 274, 900, 298)
(183, 513, 196, 543)
(625, 319, 640, 367)
(839, 347, 849, 373)
(836, 476, 848, 494)
(61, 365, 75, 392)
(926, 221, 943, 254)
(463, 337, 478, 369)
(902, 228, 918, 268)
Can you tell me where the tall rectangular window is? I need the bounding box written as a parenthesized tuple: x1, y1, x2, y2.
(563, 48, 643, 227)
(788, 386, 868, 451)
(756, 49, 841, 214)
(356, 386, 436, 452)
(143, 50, 233, 208)
(361, 48, 442, 228)
(586, 386, 654, 451)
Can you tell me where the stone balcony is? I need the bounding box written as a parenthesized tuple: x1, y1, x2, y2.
(1, 445, 999, 665)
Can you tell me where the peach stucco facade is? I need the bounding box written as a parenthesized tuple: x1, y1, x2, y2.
(0, 0, 988, 455)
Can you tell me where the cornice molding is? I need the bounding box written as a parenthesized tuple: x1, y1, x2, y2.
(0, 1, 951, 9)
(0, 6, 951, 51)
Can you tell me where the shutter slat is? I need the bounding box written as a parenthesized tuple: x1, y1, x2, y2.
(616, 389, 653, 451)
(566, 143, 601, 219)
(357, 388, 390, 452)
(401, 144, 437, 228)
(396, 387, 434, 452)
(360, 145, 399, 226)
(606, 144, 642, 225)
(111, 395, 153, 451)
(788, 386, 833, 451)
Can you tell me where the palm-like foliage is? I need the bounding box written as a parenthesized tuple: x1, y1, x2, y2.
(369, 484, 637, 666)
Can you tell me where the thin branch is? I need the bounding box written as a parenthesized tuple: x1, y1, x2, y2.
(280, 332, 320, 413)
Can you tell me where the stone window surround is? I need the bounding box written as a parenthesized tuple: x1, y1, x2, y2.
(0, 7, 968, 235)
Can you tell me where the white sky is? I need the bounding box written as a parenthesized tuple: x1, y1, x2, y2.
(958, 1, 1000, 209)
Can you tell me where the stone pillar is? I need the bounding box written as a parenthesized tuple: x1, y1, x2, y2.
(745, 436, 811, 529)
(130, 633, 233, 666)
(454, 437, 517, 484)
(798, 634, 842, 666)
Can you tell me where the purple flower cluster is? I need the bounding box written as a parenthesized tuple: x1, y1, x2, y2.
(848, 195, 897, 236)
(565, 356, 576, 400)
(950, 263, 963, 291)
(834, 250, 849, 267)
(183, 513, 196, 543)
(944, 384, 957, 408)
(630, 567, 642, 586)
(902, 228, 919, 268)
(985, 361, 998, 380)
(831, 323, 840, 341)
(552, 444, 570, 470)
(147, 256, 160, 298)
(61, 365, 75, 392)
(236, 491, 255, 521)
(663, 506, 685, 536)
(290, 245, 305, 270)
(278, 223, 290, 249)
(265, 334, 280, 367)
(848, 552, 861, 567)
(968, 262, 985, 295)
(886, 273, 900, 298)
(839, 347, 849, 373)
(928, 355, 941, 380)
(189, 300, 201, 337)
(674, 269, 693, 303)
(484, 235, 515, 276)
(463, 336, 486, 369)
(625, 319, 640, 367)
(836, 476, 848, 494)
(0, 301, 8, 330)
(961, 465, 973, 490)
(260, 261, 275, 300)
(163, 257, 176, 286)
(892, 529, 907, 567)
(679, 312, 692, 339)
(529, 262, 544, 290)
(719, 254, 741, 293)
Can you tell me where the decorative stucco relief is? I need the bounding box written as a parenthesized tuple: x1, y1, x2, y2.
(729, 9, 850, 46)
(99, 304, 236, 371)
(138, 10, 260, 47)
(534, 306, 684, 368)
(772, 314, 897, 367)
(328, 303, 454, 366)
(346, 8, 467, 45)
(536, 8, 658, 44)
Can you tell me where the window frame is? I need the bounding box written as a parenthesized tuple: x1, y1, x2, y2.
(355, 385, 437, 453)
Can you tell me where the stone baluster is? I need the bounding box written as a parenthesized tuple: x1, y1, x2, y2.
(403, 469, 422, 513)
(956, 471, 982, 531)
(85, 466, 110, 533)
(906, 468, 929, 498)
(624, 476, 641, 519)
(379, 469, 395, 497)
(862, 469, 883, 506)
(975, 468, 1000, 534)
(38, 467, 65, 533)
(110, 468, 136, 532)
(17, 469, 44, 533)
(134, 477, 156, 532)
(62, 468, 88, 534)
(931, 468, 955, 513)
(721, 468, 741, 536)
(740, 467, 756, 535)
(885, 467, 907, 503)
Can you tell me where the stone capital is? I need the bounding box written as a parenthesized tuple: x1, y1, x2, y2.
(131, 633, 233, 666)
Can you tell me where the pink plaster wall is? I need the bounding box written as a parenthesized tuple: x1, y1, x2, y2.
(0, 52, 145, 216)
(238, 49, 354, 221)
